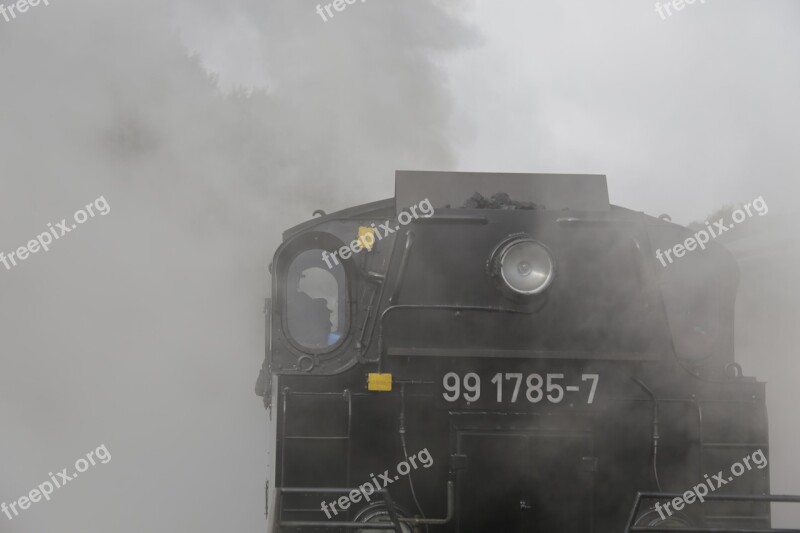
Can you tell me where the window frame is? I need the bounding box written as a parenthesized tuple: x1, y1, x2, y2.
(277, 232, 353, 357)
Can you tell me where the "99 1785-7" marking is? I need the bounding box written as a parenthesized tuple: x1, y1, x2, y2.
(442, 372, 599, 404)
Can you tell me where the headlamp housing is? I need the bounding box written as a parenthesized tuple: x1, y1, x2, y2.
(489, 236, 555, 297)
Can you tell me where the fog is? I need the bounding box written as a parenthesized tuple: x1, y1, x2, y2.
(0, 0, 798, 531)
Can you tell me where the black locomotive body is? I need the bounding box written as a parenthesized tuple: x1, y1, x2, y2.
(256, 171, 781, 533)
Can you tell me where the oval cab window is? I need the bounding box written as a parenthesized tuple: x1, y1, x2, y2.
(285, 249, 347, 352)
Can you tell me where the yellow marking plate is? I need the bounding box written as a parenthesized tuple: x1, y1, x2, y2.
(358, 227, 376, 251)
(367, 373, 392, 391)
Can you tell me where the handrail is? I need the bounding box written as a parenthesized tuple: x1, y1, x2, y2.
(276, 480, 455, 530)
(625, 492, 800, 533)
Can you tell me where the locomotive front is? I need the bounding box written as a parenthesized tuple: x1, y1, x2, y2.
(256, 171, 774, 533)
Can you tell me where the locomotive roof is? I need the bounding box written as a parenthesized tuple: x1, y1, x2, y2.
(395, 170, 610, 213)
(283, 171, 615, 240)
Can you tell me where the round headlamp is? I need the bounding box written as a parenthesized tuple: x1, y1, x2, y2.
(491, 237, 554, 296)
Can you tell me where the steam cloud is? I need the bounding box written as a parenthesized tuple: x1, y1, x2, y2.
(0, 1, 473, 531)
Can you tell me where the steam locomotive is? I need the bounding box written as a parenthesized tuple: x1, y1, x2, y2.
(255, 171, 795, 532)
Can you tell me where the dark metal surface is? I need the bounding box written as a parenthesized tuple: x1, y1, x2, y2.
(261, 173, 796, 532)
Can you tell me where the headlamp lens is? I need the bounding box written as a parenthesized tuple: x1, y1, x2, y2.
(498, 239, 554, 295)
